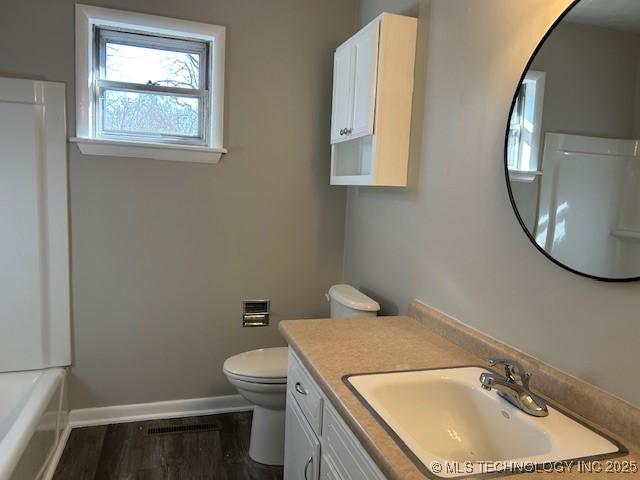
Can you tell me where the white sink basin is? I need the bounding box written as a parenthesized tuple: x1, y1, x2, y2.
(346, 367, 623, 478)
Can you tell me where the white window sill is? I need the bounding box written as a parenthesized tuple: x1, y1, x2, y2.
(508, 169, 542, 183)
(69, 137, 227, 164)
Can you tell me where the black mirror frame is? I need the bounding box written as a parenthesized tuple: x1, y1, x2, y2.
(504, 0, 640, 283)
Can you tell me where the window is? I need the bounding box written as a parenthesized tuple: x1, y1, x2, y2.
(507, 84, 526, 170)
(96, 29, 208, 143)
(73, 5, 226, 163)
(507, 70, 546, 182)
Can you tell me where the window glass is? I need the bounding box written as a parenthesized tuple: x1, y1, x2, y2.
(104, 42, 202, 89)
(101, 90, 201, 138)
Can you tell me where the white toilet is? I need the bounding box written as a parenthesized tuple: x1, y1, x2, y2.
(222, 284, 380, 466)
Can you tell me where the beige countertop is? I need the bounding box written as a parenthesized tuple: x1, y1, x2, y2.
(279, 315, 640, 479)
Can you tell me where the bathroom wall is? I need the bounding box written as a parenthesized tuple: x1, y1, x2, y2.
(0, 0, 356, 408)
(534, 22, 640, 140)
(347, 0, 640, 406)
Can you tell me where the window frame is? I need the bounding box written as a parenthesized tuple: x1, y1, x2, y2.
(507, 70, 546, 182)
(73, 5, 226, 163)
(507, 83, 527, 170)
(95, 27, 210, 145)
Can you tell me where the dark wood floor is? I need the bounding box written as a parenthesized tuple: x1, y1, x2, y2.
(53, 412, 283, 480)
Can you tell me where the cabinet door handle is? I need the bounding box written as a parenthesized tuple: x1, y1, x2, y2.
(295, 382, 307, 395)
(304, 455, 313, 480)
(339, 128, 345, 135)
(346, 128, 352, 135)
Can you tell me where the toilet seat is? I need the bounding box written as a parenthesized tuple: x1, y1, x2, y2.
(224, 370, 287, 385)
(223, 347, 288, 384)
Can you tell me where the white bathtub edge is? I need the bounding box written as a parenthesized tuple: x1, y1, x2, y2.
(0, 369, 65, 480)
(40, 424, 71, 480)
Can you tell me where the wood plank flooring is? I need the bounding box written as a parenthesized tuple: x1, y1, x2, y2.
(53, 412, 283, 480)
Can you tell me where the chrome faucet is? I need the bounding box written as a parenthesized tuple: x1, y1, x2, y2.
(479, 358, 548, 417)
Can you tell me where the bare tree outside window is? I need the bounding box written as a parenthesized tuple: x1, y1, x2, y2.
(97, 32, 208, 141)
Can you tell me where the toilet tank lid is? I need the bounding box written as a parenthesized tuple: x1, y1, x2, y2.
(328, 284, 380, 312)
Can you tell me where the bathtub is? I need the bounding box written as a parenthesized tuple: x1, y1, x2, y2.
(0, 369, 66, 480)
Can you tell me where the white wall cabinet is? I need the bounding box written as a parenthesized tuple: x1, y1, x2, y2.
(284, 349, 387, 480)
(331, 45, 355, 143)
(331, 21, 379, 143)
(330, 13, 417, 186)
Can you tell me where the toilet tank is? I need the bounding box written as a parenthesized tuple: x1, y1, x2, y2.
(327, 284, 380, 318)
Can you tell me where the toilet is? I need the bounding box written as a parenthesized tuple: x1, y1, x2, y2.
(222, 284, 380, 466)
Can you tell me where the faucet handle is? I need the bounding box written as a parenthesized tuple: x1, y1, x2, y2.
(488, 358, 530, 387)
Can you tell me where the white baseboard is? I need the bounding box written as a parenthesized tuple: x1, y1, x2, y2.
(68, 394, 252, 427)
(41, 394, 252, 479)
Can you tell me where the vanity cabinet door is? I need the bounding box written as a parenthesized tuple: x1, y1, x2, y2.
(320, 455, 344, 480)
(330, 45, 355, 143)
(322, 402, 387, 480)
(284, 393, 320, 480)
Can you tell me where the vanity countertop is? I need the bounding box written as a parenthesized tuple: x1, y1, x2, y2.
(279, 315, 640, 479)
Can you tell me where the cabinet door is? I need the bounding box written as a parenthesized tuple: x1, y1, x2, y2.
(330, 45, 354, 143)
(284, 394, 320, 480)
(320, 455, 343, 480)
(350, 20, 379, 139)
(322, 402, 387, 480)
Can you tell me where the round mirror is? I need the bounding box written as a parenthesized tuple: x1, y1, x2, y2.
(506, 0, 640, 281)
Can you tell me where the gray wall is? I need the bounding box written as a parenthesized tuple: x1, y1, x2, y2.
(346, 0, 640, 406)
(359, 0, 419, 23)
(0, 0, 356, 408)
(534, 21, 640, 140)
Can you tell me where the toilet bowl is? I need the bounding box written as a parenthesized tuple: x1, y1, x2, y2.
(223, 285, 380, 466)
(223, 347, 288, 466)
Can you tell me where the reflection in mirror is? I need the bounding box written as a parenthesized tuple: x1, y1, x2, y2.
(506, 0, 640, 280)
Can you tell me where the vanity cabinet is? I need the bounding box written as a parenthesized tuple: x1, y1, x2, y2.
(284, 393, 321, 480)
(284, 349, 387, 480)
(320, 455, 343, 480)
(329, 13, 417, 187)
